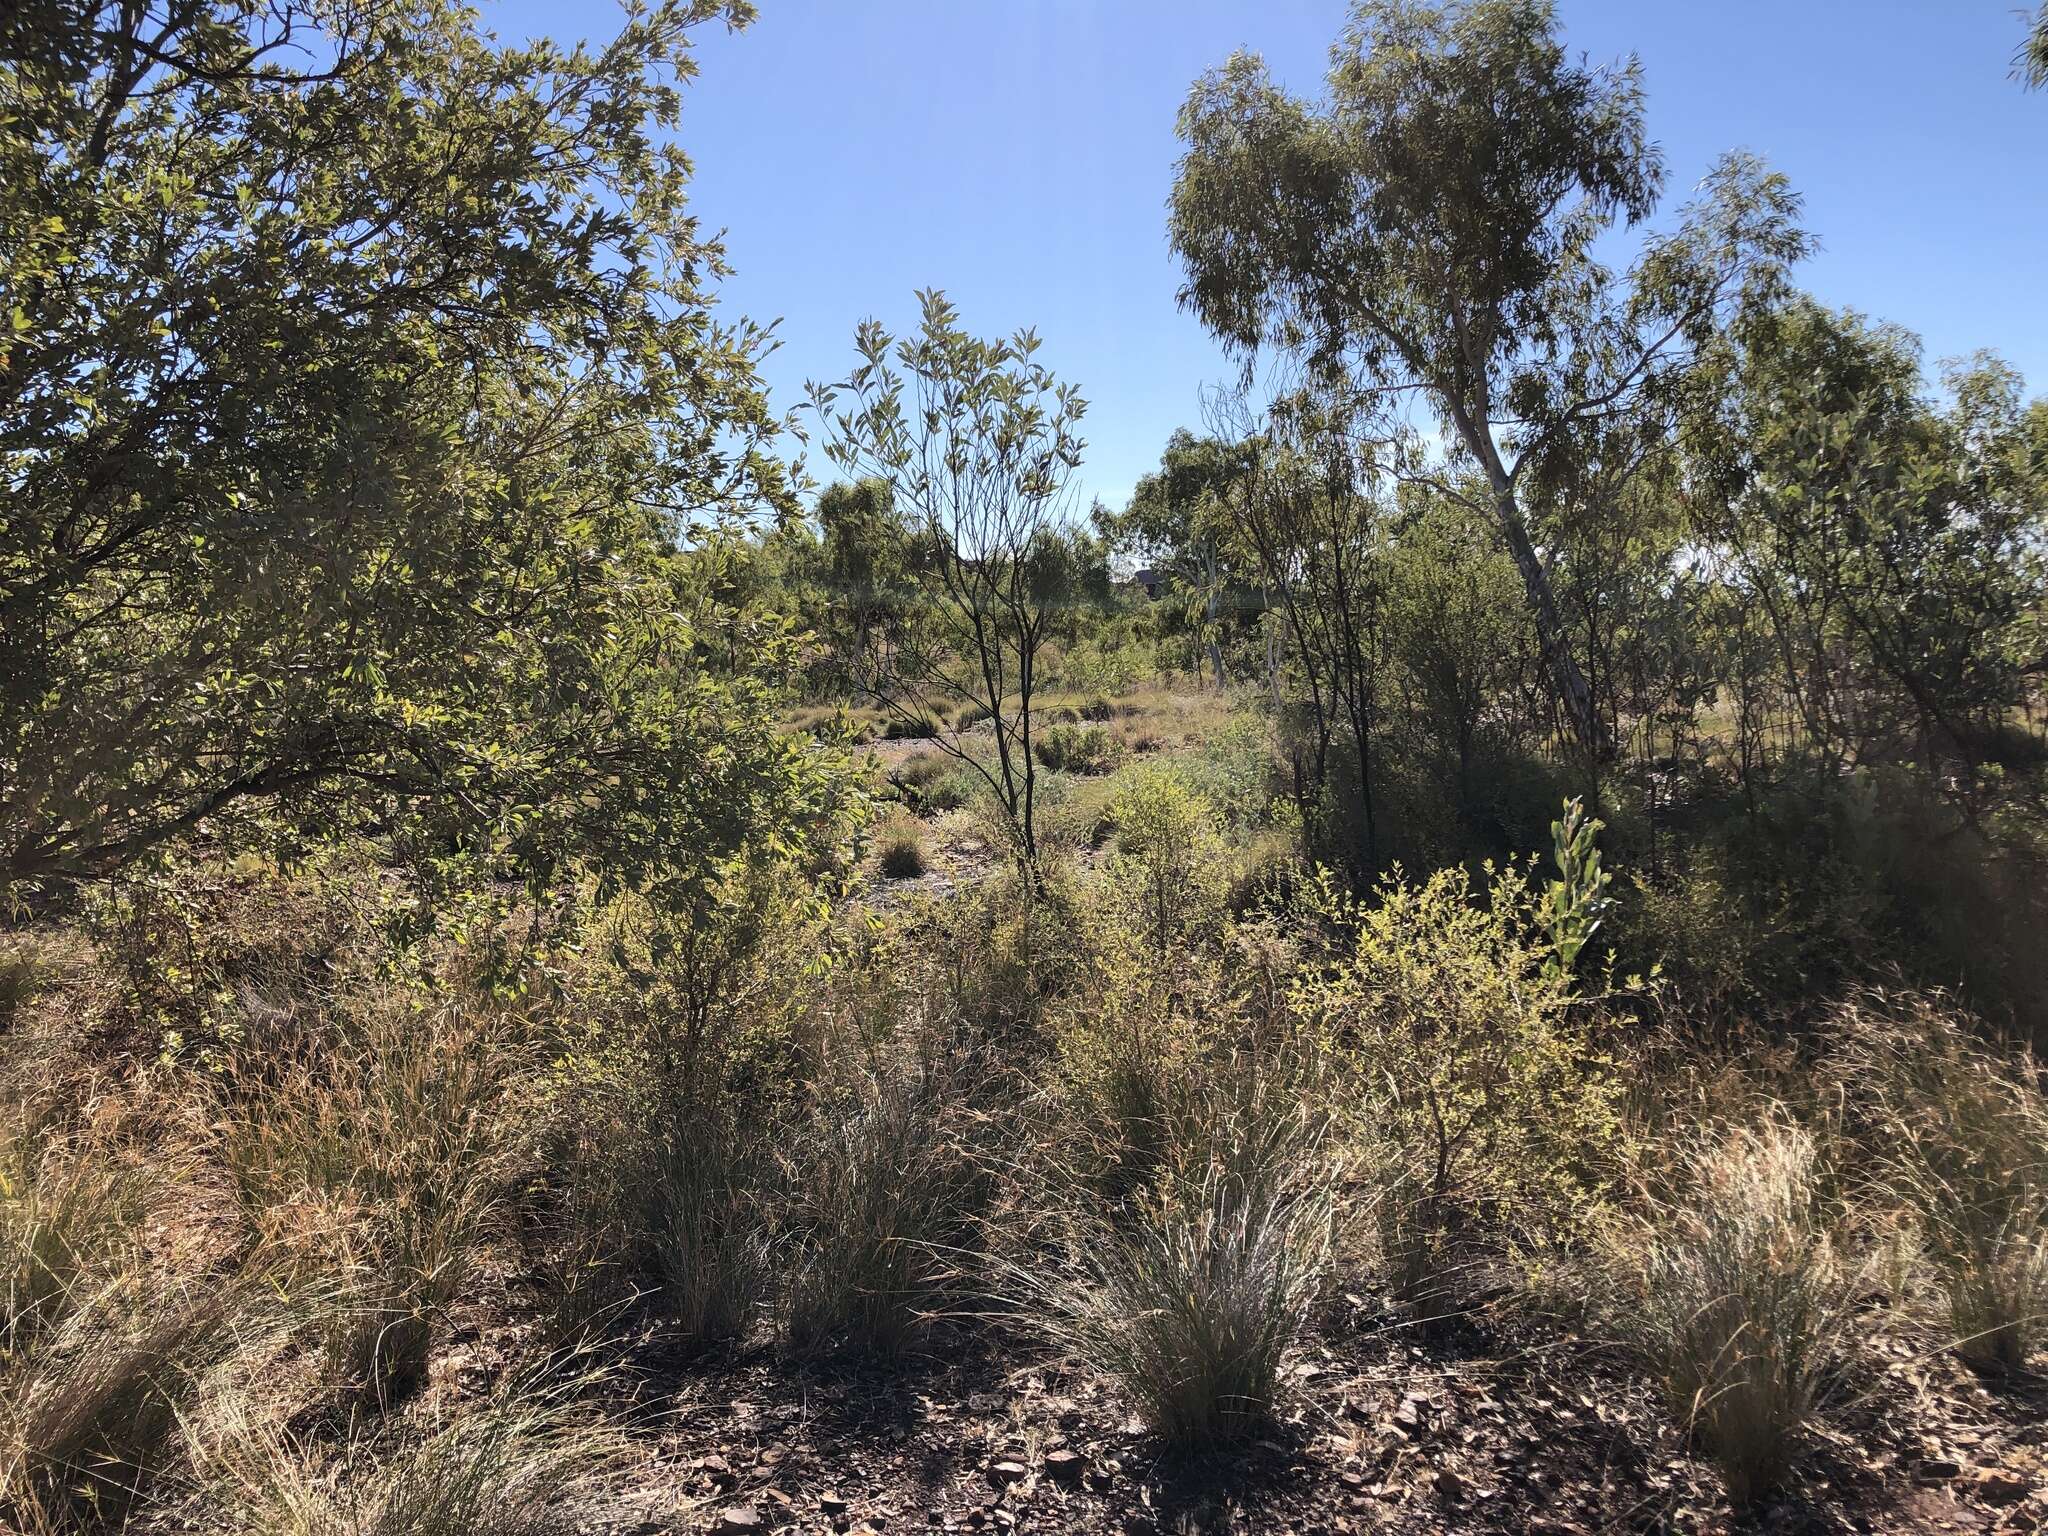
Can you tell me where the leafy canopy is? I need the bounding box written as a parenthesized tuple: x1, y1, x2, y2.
(1, 0, 841, 909)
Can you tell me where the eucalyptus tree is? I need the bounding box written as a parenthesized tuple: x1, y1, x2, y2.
(808, 290, 1090, 870)
(2022, 2, 2048, 88)
(0, 1, 849, 911)
(1205, 388, 1391, 873)
(1115, 429, 1260, 690)
(1686, 299, 2048, 785)
(1168, 0, 1808, 762)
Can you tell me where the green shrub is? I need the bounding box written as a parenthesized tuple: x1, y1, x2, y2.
(892, 751, 949, 794)
(1106, 765, 1225, 955)
(1292, 850, 1622, 1311)
(1033, 722, 1122, 775)
(1183, 708, 1279, 831)
(1609, 1120, 1865, 1504)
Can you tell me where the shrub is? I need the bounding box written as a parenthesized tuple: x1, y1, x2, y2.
(1051, 941, 1200, 1202)
(1223, 829, 1302, 917)
(1611, 1120, 1865, 1504)
(1183, 708, 1279, 831)
(1024, 1091, 1332, 1451)
(1106, 765, 1225, 955)
(1033, 723, 1121, 776)
(892, 751, 949, 795)
(1292, 853, 1621, 1311)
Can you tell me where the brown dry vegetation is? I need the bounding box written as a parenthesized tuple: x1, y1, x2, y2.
(1, 697, 2043, 1535)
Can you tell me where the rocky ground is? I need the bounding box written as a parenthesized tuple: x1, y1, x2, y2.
(421, 1272, 2046, 1536)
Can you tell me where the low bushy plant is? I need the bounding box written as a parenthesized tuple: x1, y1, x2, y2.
(194, 1371, 628, 1536)
(220, 1000, 505, 1408)
(1825, 995, 2047, 1370)
(1293, 850, 1623, 1311)
(1610, 1120, 1865, 1504)
(1023, 1089, 1333, 1451)
(780, 1043, 996, 1358)
(1106, 764, 1226, 954)
(877, 815, 928, 880)
(1033, 722, 1122, 776)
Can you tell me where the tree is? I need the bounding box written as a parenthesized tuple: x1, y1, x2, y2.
(1208, 389, 1391, 873)
(808, 290, 1090, 870)
(814, 477, 914, 688)
(1383, 485, 1537, 821)
(1114, 429, 1261, 690)
(2020, 2, 2048, 88)
(1687, 299, 2048, 786)
(0, 1, 838, 907)
(1167, 0, 1806, 762)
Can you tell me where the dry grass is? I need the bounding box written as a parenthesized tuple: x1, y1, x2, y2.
(1608, 1119, 1867, 1504)
(218, 999, 508, 1408)
(1825, 996, 2048, 1370)
(191, 1371, 628, 1536)
(780, 1042, 997, 1359)
(876, 815, 929, 880)
(1019, 1087, 1333, 1452)
(2, 1276, 234, 1525)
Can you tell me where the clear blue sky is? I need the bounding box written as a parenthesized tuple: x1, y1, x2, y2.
(491, 1, 2048, 513)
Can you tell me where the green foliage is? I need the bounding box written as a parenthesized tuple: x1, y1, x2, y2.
(1, 1, 821, 911)
(2019, 2, 2048, 87)
(1691, 301, 2048, 774)
(1107, 765, 1227, 955)
(1033, 722, 1122, 776)
(1171, 1, 1807, 757)
(1294, 861, 1621, 1307)
(1542, 798, 1613, 978)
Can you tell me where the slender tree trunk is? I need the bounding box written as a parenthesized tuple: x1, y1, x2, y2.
(1495, 498, 1608, 763)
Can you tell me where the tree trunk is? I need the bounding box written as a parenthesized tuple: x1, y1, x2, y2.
(1496, 498, 1609, 763)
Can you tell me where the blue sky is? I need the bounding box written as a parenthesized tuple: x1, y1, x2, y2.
(491, 1, 2048, 512)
